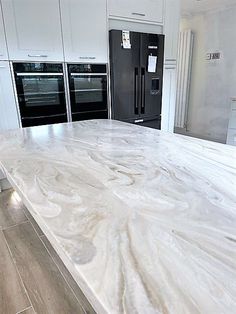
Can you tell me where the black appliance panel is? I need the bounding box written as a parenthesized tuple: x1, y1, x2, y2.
(72, 110, 108, 122)
(140, 33, 164, 119)
(109, 30, 140, 121)
(135, 118, 161, 130)
(21, 114, 67, 128)
(13, 63, 63, 73)
(68, 64, 108, 118)
(13, 63, 67, 127)
(109, 30, 165, 130)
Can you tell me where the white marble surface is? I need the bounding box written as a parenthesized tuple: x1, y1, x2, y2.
(0, 119, 236, 314)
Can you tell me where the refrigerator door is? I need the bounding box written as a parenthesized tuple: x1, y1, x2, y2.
(109, 30, 140, 122)
(139, 33, 164, 124)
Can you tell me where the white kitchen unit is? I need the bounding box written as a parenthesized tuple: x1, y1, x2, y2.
(0, 3, 8, 60)
(227, 99, 236, 146)
(1, 0, 64, 61)
(0, 61, 19, 131)
(161, 0, 180, 132)
(163, 0, 180, 62)
(161, 65, 176, 132)
(108, 0, 164, 24)
(60, 0, 108, 63)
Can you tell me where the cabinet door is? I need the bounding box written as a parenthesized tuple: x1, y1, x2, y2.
(1, 0, 63, 61)
(109, 0, 164, 24)
(0, 4, 8, 60)
(60, 0, 108, 63)
(161, 66, 176, 132)
(0, 61, 19, 131)
(164, 0, 180, 61)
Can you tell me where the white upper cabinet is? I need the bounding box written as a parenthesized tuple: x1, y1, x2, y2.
(164, 0, 180, 61)
(0, 4, 8, 60)
(1, 0, 64, 61)
(108, 0, 164, 24)
(0, 61, 19, 131)
(60, 0, 108, 63)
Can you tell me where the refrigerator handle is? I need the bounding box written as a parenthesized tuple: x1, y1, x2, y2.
(141, 68, 145, 114)
(134, 68, 139, 115)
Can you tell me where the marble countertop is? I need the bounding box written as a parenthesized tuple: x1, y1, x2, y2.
(0, 119, 236, 314)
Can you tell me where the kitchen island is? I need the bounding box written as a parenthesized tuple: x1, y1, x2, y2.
(0, 119, 236, 314)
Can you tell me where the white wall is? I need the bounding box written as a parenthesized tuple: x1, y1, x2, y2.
(181, 6, 236, 143)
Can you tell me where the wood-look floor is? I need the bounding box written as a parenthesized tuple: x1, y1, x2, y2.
(0, 189, 96, 314)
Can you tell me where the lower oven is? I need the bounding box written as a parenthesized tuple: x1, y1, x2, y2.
(13, 63, 68, 127)
(68, 64, 108, 121)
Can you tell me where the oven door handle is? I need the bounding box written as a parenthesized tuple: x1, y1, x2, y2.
(16, 73, 64, 77)
(21, 113, 67, 120)
(70, 73, 107, 76)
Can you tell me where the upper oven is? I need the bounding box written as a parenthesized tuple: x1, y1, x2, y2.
(13, 63, 68, 127)
(68, 64, 108, 121)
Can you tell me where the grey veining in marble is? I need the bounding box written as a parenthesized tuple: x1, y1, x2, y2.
(0, 119, 236, 314)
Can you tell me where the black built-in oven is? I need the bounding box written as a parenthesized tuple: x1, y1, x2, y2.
(13, 63, 67, 127)
(68, 64, 108, 121)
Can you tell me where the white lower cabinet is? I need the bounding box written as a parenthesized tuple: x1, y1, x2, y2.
(161, 65, 177, 132)
(60, 0, 108, 63)
(0, 61, 19, 131)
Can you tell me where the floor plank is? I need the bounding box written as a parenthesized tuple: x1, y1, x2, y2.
(0, 189, 27, 230)
(3, 222, 85, 314)
(0, 231, 31, 314)
(22, 206, 44, 237)
(41, 235, 96, 314)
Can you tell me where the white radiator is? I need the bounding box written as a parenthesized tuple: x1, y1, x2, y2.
(175, 30, 194, 129)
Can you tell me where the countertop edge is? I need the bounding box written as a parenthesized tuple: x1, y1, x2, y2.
(2, 164, 107, 314)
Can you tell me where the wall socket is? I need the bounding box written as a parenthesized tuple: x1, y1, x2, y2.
(206, 52, 221, 61)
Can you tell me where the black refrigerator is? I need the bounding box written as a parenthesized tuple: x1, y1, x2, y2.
(109, 30, 165, 129)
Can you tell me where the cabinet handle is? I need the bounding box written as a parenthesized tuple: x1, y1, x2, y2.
(28, 54, 48, 58)
(0, 65, 6, 68)
(134, 67, 139, 115)
(132, 12, 145, 17)
(79, 56, 96, 60)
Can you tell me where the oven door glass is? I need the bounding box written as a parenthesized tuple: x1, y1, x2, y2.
(15, 74, 67, 118)
(69, 75, 107, 113)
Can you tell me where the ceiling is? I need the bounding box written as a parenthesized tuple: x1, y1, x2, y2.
(181, 0, 236, 17)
